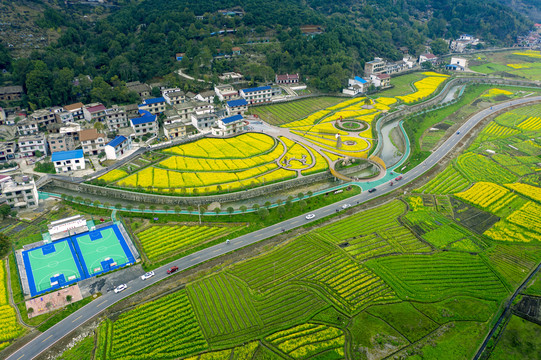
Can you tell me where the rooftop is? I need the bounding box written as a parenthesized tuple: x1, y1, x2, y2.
(227, 99, 248, 107)
(86, 104, 106, 113)
(354, 76, 367, 84)
(51, 149, 84, 162)
(79, 128, 105, 142)
(107, 135, 128, 148)
(221, 114, 243, 124)
(64, 102, 85, 111)
(276, 73, 299, 81)
(242, 86, 271, 93)
(0, 85, 23, 95)
(140, 97, 166, 106)
(130, 110, 157, 125)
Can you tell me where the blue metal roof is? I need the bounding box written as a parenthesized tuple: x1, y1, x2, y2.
(354, 76, 367, 84)
(227, 99, 248, 107)
(221, 114, 243, 124)
(130, 110, 157, 125)
(107, 135, 127, 148)
(241, 86, 271, 93)
(140, 97, 165, 106)
(51, 149, 83, 162)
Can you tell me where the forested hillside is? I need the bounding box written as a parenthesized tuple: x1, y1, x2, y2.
(0, 0, 532, 109)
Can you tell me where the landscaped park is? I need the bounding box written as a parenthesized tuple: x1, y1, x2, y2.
(3, 65, 541, 360)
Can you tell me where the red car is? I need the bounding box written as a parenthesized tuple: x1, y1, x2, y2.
(395, 176, 403, 181)
(167, 266, 179, 274)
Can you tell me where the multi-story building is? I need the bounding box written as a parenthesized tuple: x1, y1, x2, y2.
(83, 103, 107, 122)
(130, 110, 158, 137)
(51, 149, 85, 173)
(0, 142, 16, 162)
(226, 99, 248, 116)
(369, 73, 391, 88)
(105, 106, 129, 131)
(239, 86, 272, 105)
(214, 84, 239, 102)
(364, 57, 386, 77)
(55, 110, 74, 124)
(0, 86, 23, 102)
(48, 133, 75, 153)
(419, 53, 439, 64)
(79, 128, 107, 156)
(174, 101, 214, 121)
(18, 134, 48, 157)
(104, 135, 132, 160)
(164, 121, 187, 139)
(194, 90, 216, 104)
(190, 111, 217, 130)
(63, 103, 85, 121)
(343, 76, 368, 96)
(1, 175, 39, 209)
(60, 122, 81, 142)
(138, 97, 167, 115)
(126, 81, 151, 99)
(162, 88, 185, 105)
(16, 118, 39, 136)
(0, 107, 5, 125)
(30, 108, 56, 126)
(211, 114, 246, 136)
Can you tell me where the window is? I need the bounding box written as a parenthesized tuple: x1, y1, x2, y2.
(75, 159, 80, 163)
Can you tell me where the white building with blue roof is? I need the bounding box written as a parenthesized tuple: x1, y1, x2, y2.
(51, 149, 85, 173)
(211, 114, 246, 136)
(343, 76, 368, 95)
(239, 85, 272, 105)
(138, 97, 167, 115)
(226, 98, 248, 116)
(104, 135, 132, 160)
(130, 110, 158, 138)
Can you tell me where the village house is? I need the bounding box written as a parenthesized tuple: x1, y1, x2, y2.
(0, 142, 16, 162)
(55, 110, 74, 124)
(105, 106, 129, 131)
(226, 98, 249, 116)
(419, 53, 439, 64)
(275, 74, 300, 84)
(219, 72, 243, 82)
(446, 57, 468, 71)
(83, 103, 107, 122)
(0, 86, 23, 102)
(1, 174, 39, 210)
(239, 86, 272, 105)
(174, 101, 214, 121)
(51, 149, 85, 173)
(48, 133, 75, 153)
(370, 73, 391, 88)
(59, 122, 81, 142)
(63, 102, 85, 121)
(126, 81, 151, 99)
(191, 111, 217, 130)
(214, 84, 239, 102)
(343, 76, 368, 96)
(364, 58, 386, 77)
(211, 114, 246, 136)
(195, 90, 216, 104)
(130, 110, 158, 137)
(163, 88, 186, 105)
(138, 97, 167, 115)
(104, 135, 132, 160)
(79, 128, 107, 156)
(30, 108, 56, 126)
(18, 134, 48, 157)
(450, 34, 480, 53)
(16, 118, 39, 136)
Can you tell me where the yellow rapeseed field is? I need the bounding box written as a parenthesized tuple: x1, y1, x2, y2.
(98, 169, 129, 183)
(397, 76, 447, 103)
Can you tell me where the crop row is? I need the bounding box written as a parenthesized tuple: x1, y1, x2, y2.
(265, 323, 344, 359)
(0, 260, 23, 345)
(483, 244, 541, 287)
(505, 182, 541, 202)
(163, 133, 274, 158)
(518, 116, 541, 131)
(417, 165, 470, 194)
(137, 225, 242, 262)
(454, 182, 515, 210)
(396, 76, 448, 103)
(98, 169, 129, 183)
(456, 153, 517, 183)
(481, 122, 520, 138)
(110, 291, 207, 359)
(366, 252, 508, 301)
(187, 273, 262, 343)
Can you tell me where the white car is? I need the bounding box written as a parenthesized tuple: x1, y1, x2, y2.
(140, 271, 155, 280)
(341, 204, 351, 209)
(114, 284, 127, 293)
(305, 213, 316, 220)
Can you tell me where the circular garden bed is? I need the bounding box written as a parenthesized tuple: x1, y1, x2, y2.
(334, 120, 368, 132)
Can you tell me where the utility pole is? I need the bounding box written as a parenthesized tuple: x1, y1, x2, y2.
(198, 204, 202, 225)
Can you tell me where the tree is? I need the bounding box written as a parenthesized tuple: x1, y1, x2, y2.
(307, 191, 313, 198)
(174, 206, 181, 214)
(240, 205, 247, 214)
(0, 233, 10, 258)
(0, 204, 11, 219)
(187, 205, 194, 213)
(163, 205, 170, 212)
(46, 302, 52, 311)
(93, 200, 101, 207)
(103, 202, 110, 209)
(149, 205, 156, 213)
(126, 204, 133, 212)
(214, 207, 221, 215)
(84, 198, 92, 205)
(34, 150, 43, 158)
(430, 38, 449, 55)
(299, 200, 307, 210)
(252, 204, 260, 211)
(257, 207, 269, 220)
(227, 206, 234, 216)
(264, 201, 271, 209)
(277, 206, 286, 218)
(138, 204, 146, 212)
(297, 192, 304, 201)
(27, 307, 34, 317)
(66, 295, 72, 303)
(115, 203, 122, 209)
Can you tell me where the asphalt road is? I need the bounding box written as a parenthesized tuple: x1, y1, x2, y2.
(6, 96, 541, 360)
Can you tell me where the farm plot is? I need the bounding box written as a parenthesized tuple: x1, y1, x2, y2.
(454, 182, 522, 215)
(416, 165, 470, 194)
(265, 323, 345, 360)
(250, 97, 343, 126)
(97, 169, 128, 183)
(187, 273, 263, 346)
(479, 122, 520, 140)
(484, 201, 541, 242)
(110, 291, 207, 360)
(492, 154, 535, 176)
(396, 75, 448, 104)
(456, 153, 517, 183)
(481, 244, 541, 289)
(136, 225, 245, 263)
(315, 200, 430, 259)
(0, 259, 24, 348)
(365, 252, 509, 302)
(504, 183, 541, 202)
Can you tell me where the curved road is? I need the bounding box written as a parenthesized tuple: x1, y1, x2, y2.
(6, 96, 541, 360)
